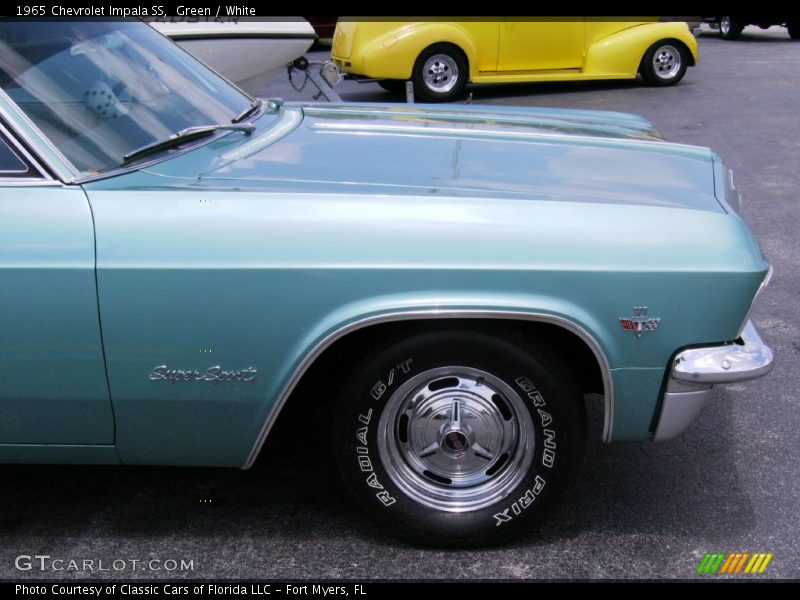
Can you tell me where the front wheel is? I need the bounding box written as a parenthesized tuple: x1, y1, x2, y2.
(788, 22, 800, 40)
(332, 329, 586, 546)
(640, 40, 689, 86)
(719, 16, 744, 40)
(411, 44, 468, 102)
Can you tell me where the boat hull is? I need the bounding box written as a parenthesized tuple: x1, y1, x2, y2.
(152, 19, 316, 95)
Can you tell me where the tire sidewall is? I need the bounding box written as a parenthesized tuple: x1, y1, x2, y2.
(333, 330, 584, 546)
(412, 44, 467, 102)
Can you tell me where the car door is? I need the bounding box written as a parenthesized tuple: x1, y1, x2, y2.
(0, 120, 114, 444)
(497, 19, 586, 71)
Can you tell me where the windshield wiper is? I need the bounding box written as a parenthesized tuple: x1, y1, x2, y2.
(232, 99, 264, 123)
(122, 123, 255, 164)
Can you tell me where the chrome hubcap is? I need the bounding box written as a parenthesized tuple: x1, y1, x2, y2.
(422, 54, 459, 93)
(720, 17, 731, 35)
(652, 44, 682, 79)
(377, 366, 534, 512)
(442, 430, 470, 456)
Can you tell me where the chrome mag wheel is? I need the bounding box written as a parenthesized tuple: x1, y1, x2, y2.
(652, 44, 682, 80)
(421, 54, 459, 93)
(377, 366, 534, 512)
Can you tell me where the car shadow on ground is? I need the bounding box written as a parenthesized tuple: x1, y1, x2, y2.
(464, 79, 644, 102)
(0, 387, 755, 550)
(696, 30, 794, 43)
(339, 79, 646, 105)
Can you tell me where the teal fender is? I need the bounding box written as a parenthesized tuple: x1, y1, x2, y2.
(1, 101, 769, 467)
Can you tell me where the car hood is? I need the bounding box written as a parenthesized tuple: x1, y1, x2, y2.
(144, 102, 723, 213)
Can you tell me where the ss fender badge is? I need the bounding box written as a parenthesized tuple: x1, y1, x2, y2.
(619, 306, 661, 339)
(149, 365, 258, 383)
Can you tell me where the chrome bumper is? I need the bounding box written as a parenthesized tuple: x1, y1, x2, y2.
(653, 321, 774, 441)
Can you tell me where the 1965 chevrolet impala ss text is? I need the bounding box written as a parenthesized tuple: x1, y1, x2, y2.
(0, 20, 774, 546)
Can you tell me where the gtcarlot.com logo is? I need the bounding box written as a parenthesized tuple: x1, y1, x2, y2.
(697, 552, 773, 575)
(14, 554, 195, 573)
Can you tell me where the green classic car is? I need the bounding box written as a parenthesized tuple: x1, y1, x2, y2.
(0, 20, 773, 546)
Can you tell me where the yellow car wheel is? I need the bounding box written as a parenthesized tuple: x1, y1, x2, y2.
(640, 40, 689, 87)
(412, 43, 468, 102)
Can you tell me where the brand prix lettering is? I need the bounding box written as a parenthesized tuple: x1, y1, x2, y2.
(149, 365, 257, 384)
(515, 376, 557, 469)
(492, 376, 557, 527)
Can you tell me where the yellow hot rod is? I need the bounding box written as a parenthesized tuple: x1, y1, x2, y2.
(332, 18, 698, 100)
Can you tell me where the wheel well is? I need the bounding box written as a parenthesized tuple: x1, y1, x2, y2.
(642, 38, 695, 69)
(272, 318, 605, 438)
(675, 39, 696, 66)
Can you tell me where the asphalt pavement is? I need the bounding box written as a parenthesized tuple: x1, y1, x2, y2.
(1, 25, 798, 580)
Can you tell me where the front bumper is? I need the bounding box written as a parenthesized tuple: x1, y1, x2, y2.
(653, 321, 774, 441)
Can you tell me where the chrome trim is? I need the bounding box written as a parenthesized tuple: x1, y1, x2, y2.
(0, 83, 273, 186)
(738, 265, 773, 337)
(653, 386, 713, 441)
(421, 53, 460, 93)
(306, 120, 702, 153)
(654, 320, 774, 441)
(75, 102, 273, 184)
(221, 106, 302, 161)
(0, 179, 62, 187)
(377, 366, 534, 512)
(300, 105, 687, 145)
(618, 305, 661, 338)
(0, 87, 79, 182)
(651, 44, 683, 80)
(241, 309, 615, 469)
(162, 33, 318, 42)
(301, 104, 654, 132)
(0, 118, 51, 181)
(0, 162, 28, 175)
(672, 320, 774, 385)
(74, 131, 238, 185)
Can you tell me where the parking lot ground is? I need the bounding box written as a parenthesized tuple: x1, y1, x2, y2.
(1, 26, 798, 580)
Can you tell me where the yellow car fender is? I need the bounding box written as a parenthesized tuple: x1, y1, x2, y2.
(584, 22, 698, 76)
(356, 22, 481, 81)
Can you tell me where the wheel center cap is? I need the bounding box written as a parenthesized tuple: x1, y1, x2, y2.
(442, 430, 470, 456)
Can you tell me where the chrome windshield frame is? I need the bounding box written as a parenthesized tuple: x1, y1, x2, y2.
(0, 87, 270, 185)
(0, 21, 264, 184)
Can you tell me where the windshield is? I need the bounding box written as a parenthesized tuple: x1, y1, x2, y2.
(0, 20, 253, 174)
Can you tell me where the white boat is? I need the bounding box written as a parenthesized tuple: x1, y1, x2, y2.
(151, 18, 316, 96)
